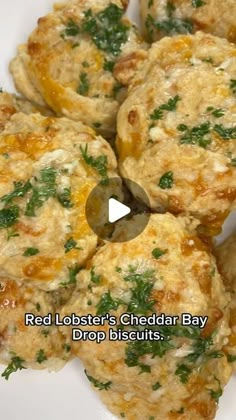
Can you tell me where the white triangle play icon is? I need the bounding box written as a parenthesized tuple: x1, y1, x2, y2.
(108, 198, 131, 223)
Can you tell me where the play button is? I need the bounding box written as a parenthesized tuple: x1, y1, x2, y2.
(85, 177, 150, 242)
(108, 198, 131, 223)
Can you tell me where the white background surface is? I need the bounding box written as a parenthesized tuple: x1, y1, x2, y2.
(0, 1, 235, 419)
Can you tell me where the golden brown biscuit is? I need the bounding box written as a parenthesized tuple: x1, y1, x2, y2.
(116, 32, 236, 234)
(10, 0, 145, 137)
(0, 277, 70, 372)
(140, 0, 236, 43)
(215, 233, 236, 370)
(0, 111, 118, 291)
(60, 213, 232, 419)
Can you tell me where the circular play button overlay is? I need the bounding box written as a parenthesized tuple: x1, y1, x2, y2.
(85, 177, 150, 242)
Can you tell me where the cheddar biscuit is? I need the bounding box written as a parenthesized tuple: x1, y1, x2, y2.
(116, 32, 236, 232)
(60, 213, 232, 419)
(10, 0, 145, 137)
(140, 0, 236, 43)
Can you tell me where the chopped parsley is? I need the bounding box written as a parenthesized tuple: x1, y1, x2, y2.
(152, 381, 161, 391)
(78, 72, 89, 96)
(124, 268, 156, 315)
(192, 0, 205, 7)
(213, 124, 236, 140)
(63, 19, 80, 37)
(1, 356, 26, 380)
(41, 329, 50, 338)
(103, 59, 115, 72)
(113, 82, 124, 97)
(175, 364, 192, 383)
(81, 4, 129, 56)
(25, 167, 57, 217)
(145, 13, 193, 42)
(36, 302, 41, 312)
(209, 377, 222, 403)
(0, 205, 20, 229)
(227, 354, 236, 363)
(7, 228, 19, 241)
(61, 264, 82, 287)
(63, 343, 71, 353)
(158, 171, 174, 189)
(148, 0, 154, 7)
(96, 291, 122, 315)
(36, 349, 47, 364)
(93, 122, 102, 128)
(23, 247, 39, 257)
(0, 180, 32, 205)
(230, 79, 236, 94)
(90, 266, 101, 284)
(178, 122, 211, 148)
(206, 107, 225, 118)
(150, 95, 181, 120)
(82, 61, 90, 68)
(152, 248, 167, 259)
(64, 237, 82, 253)
(80, 144, 108, 185)
(85, 370, 112, 390)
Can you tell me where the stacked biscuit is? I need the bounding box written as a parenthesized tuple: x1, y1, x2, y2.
(0, 1, 235, 419)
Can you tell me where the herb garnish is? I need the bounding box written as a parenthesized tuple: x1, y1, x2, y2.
(178, 122, 211, 148)
(213, 124, 236, 140)
(82, 4, 129, 56)
(78, 72, 89, 96)
(23, 247, 39, 257)
(152, 381, 161, 390)
(209, 377, 222, 403)
(0, 205, 19, 229)
(57, 188, 73, 209)
(64, 237, 82, 253)
(61, 264, 82, 287)
(90, 266, 101, 284)
(103, 59, 115, 72)
(80, 144, 108, 185)
(25, 167, 57, 217)
(159, 171, 174, 189)
(85, 370, 112, 390)
(124, 267, 156, 315)
(63, 19, 80, 37)
(206, 107, 225, 118)
(230, 79, 236, 94)
(145, 13, 193, 42)
(152, 248, 167, 259)
(175, 364, 192, 383)
(1, 356, 26, 380)
(96, 291, 122, 315)
(192, 0, 205, 7)
(0, 180, 32, 205)
(150, 96, 181, 120)
(36, 349, 47, 364)
(227, 354, 236, 363)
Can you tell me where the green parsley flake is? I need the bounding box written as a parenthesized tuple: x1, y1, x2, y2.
(230, 79, 236, 94)
(103, 59, 115, 72)
(0, 180, 32, 205)
(213, 124, 236, 140)
(152, 382, 162, 391)
(36, 349, 47, 364)
(82, 4, 129, 56)
(150, 96, 181, 120)
(61, 264, 82, 287)
(78, 72, 89, 96)
(145, 13, 193, 42)
(175, 363, 192, 383)
(85, 370, 112, 390)
(63, 19, 80, 37)
(80, 144, 108, 185)
(206, 107, 225, 118)
(192, 0, 205, 7)
(0, 205, 20, 229)
(1, 356, 26, 380)
(158, 171, 174, 189)
(227, 354, 236, 363)
(64, 237, 82, 253)
(23, 247, 39, 257)
(96, 291, 122, 315)
(90, 266, 101, 284)
(178, 122, 211, 148)
(152, 248, 167, 259)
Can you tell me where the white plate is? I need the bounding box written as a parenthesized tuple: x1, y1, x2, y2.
(0, 1, 235, 419)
